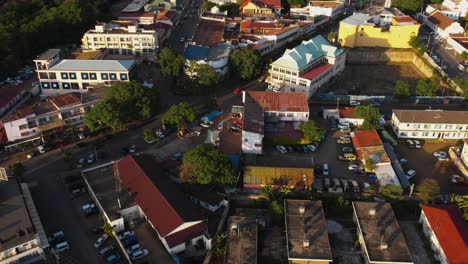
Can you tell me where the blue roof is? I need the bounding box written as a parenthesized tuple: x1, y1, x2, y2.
(229, 155, 240, 172)
(201, 111, 222, 122)
(183, 45, 210, 61)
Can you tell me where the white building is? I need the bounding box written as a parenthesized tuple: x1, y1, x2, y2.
(0, 179, 48, 264)
(269, 35, 346, 99)
(34, 49, 135, 96)
(2, 91, 102, 149)
(425, 11, 465, 39)
(447, 33, 468, 56)
(391, 109, 468, 140)
(183, 44, 231, 76)
(427, 0, 468, 21)
(461, 138, 468, 168)
(241, 91, 309, 154)
(419, 205, 468, 264)
(290, 0, 345, 18)
(81, 20, 158, 57)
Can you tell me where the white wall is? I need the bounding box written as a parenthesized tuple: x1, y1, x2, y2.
(3, 117, 39, 142)
(447, 36, 467, 55)
(339, 117, 364, 127)
(461, 142, 468, 167)
(419, 211, 450, 264)
(110, 218, 125, 233)
(242, 130, 263, 154)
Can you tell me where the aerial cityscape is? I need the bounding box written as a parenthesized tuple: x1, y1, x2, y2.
(0, 0, 467, 263)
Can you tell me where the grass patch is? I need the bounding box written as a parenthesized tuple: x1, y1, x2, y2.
(264, 137, 311, 146)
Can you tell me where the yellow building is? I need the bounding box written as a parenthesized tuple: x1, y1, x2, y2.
(239, 0, 283, 15)
(338, 12, 420, 48)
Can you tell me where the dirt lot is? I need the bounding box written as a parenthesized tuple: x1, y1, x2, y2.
(326, 64, 424, 95)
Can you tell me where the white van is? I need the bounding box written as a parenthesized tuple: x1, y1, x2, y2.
(458, 64, 465, 72)
(52, 242, 70, 253)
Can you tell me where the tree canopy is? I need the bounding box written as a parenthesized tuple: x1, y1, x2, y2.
(269, 200, 284, 225)
(409, 36, 428, 55)
(380, 184, 403, 200)
(394, 80, 411, 98)
(158, 48, 185, 77)
(180, 144, 235, 184)
(461, 51, 468, 61)
(416, 179, 440, 203)
(143, 128, 156, 143)
(0, 0, 111, 79)
(230, 47, 262, 80)
(186, 61, 220, 88)
(163, 102, 197, 129)
(299, 120, 325, 141)
(416, 78, 439, 97)
(355, 105, 381, 130)
(83, 81, 159, 132)
(393, 0, 424, 14)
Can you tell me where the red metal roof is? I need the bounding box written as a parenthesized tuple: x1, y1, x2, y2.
(240, 0, 282, 9)
(351, 130, 383, 149)
(339, 108, 357, 118)
(392, 16, 418, 25)
(165, 222, 207, 247)
(116, 156, 183, 236)
(156, 10, 176, 21)
(299, 63, 333, 80)
(421, 205, 468, 264)
(428, 11, 453, 30)
(49, 93, 80, 108)
(247, 91, 309, 112)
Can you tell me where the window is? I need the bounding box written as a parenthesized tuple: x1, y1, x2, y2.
(19, 124, 28, 130)
(110, 73, 117, 80)
(49, 72, 57, 79)
(244, 138, 248, 142)
(279, 113, 285, 117)
(69, 73, 77, 79)
(287, 113, 294, 117)
(291, 88, 296, 92)
(71, 83, 79, 90)
(51, 82, 59, 89)
(435, 125, 441, 129)
(90, 73, 97, 80)
(120, 73, 127, 80)
(20, 132, 30, 137)
(39, 72, 48, 79)
(41, 82, 50, 89)
(446, 125, 452, 129)
(424, 124, 430, 129)
(101, 73, 109, 80)
(61, 72, 69, 79)
(62, 83, 70, 89)
(413, 124, 419, 129)
(81, 73, 89, 79)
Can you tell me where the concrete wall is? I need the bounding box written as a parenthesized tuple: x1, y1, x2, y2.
(345, 48, 434, 78)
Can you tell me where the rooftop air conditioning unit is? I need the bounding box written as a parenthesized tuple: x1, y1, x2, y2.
(369, 208, 376, 216)
(299, 206, 305, 215)
(303, 240, 309, 247)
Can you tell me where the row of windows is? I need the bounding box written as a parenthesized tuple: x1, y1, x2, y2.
(39, 72, 127, 81)
(403, 123, 466, 130)
(400, 131, 468, 138)
(41, 82, 81, 90)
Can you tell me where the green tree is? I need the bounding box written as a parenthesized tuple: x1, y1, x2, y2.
(84, 82, 159, 132)
(416, 179, 440, 203)
(158, 48, 185, 77)
(452, 195, 468, 220)
(186, 61, 220, 88)
(327, 32, 336, 43)
(380, 184, 404, 200)
(201, 0, 216, 10)
(355, 105, 381, 130)
(299, 120, 325, 141)
(363, 158, 375, 172)
(461, 51, 468, 61)
(416, 78, 439, 97)
(393, 0, 424, 14)
(212, 233, 227, 256)
(230, 47, 262, 80)
(180, 145, 235, 184)
(163, 102, 197, 129)
(143, 128, 156, 143)
(394, 80, 411, 98)
(409, 36, 428, 55)
(260, 184, 273, 198)
(268, 200, 284, 225)
(431, 0, 443, 4)
(287, 0, 306, 7)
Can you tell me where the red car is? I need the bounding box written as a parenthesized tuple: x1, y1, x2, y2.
(233, 87, 242, 94)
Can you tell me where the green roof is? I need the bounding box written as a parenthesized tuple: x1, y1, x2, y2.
(272, 35, 344, 70)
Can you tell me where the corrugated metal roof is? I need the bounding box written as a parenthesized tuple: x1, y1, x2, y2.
(49, 59, 135, 72)
(244, 166, 314, 188)
(247, 91, 309, 112)
(393, 109, 468, 124)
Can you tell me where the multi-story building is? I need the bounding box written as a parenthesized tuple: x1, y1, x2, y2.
(239, 0, 283, 16)
(425, 11, 465, 40)
(426, 0, 468, 21)
(81, 20, 158, 57)
(352, 202, 413, 264)
(284, 200, 332, 264)
(419, 205, 468, 264)
(269, 35, 346, 98)
(241, 91, 309, 154)
(0, 178, 48, 264)
(34, 49, 135, 96)
(391, 109, 468, 140)
(338, 10, 420, 48)
(183, 43, 232, 76)
(290, 0, 345, 19)
(2, 90, 104, 149)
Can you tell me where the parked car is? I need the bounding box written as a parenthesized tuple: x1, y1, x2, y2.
(200, 121, 212, 128)
(82, 203, 98, 217)
(292, 145, 303, 152)
(342, 147, 353, 153)
(99, 245, 114, 256)
(276, 145, 287, 154)
(450, 175, 467, 185)
(339, 135, 351, 140)
(70, 187, 87, 198)
(48, 231, 65, 243)
(130, 249, 149, 261)
(94, 234, 109, 248)
(37, 145, 46, 154)
(217, 122, 223, 130)
(87, 154, 95, 164)
(324, 178, 331, 188)
(406, 169, 416, 179)
(337, 138, 351, 144)
(129, 145, 136, 153)
(350, 100, 361, 106)
(433, 151, 447, 158)
(338, 153, 356, 161)
(106, 254, 121, 264)
(52, 242, 70, 253)
(406, 140, 415, 148)
(172, 152, 183, 160)
(414, 140, 422, 148)
(230, 125, 242, 133)
(399, 158, 407, 165)
(348, 164, 360, 171)
(118, 231, 134, 241)
(122, 236, 138, 247)
(340, 127, 351, 133)
(323, 163, 329, 176)
(332, 178, 341, 190)
(233, 87, 242, 94)
(350, 180, 360, 192)
(285, 145, 294, 152)
(458, 64, 466, 71)
(337, 122, 350, 130)
(306, 145, 317, 152)
(155, 129, 165, 138)
(180, 37, 185, 42)
(126, 244, 142, 254)
(370, 101, 381, 107)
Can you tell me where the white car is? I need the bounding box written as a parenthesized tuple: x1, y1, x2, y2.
(155, 129, 165, 138)
(349, 100, 360, 106)
(340, 135, 351, 140)
(87, 154, 95, 164)
(414, 140, 422, 149)
(217, 122, 223, 130)
(337, 123, 350, 129)
(180, 37, 185, 42)
(130, 249, 149, 261)
(200, 121, 212, 128)
(399, 158, 407, 165)
(406, 169, 416, 179)
(48, 231, 65, 242)
(433, 151, 447, 157)
(129, 145, 136, 153)
(118, 231, 134, 240)
(94, 234, 109, 248)
(306, 145, 317, 152)
(126, 244, 141, 254)
(276, 145, 287, 154)
(348, 164, 360, 171)
(440, 65, 447, 70)
(431, 55, 440, 62)
(340, 127, 351, 133)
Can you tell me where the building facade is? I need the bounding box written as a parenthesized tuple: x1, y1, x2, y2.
(425, 11, 465, 39)
(239, 0, 283, 15)
(269, 35, 346, 98)
(338, 12, 420, 48)
(183, 44, 231, 76)
(391, 109, 468, 140)
(34, 49, 135, 96)
(308, 0, 345, 18)
(81, 20, 158, 57)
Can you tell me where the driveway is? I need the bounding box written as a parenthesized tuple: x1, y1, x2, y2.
(399, 221, 433, 264)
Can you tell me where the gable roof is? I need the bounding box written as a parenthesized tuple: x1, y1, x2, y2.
(420, 205, 468, 264)
(351, 130, 383, 149)
(428, 11, 454, 30)
(247, 91, 309, 112)
(339, 107, 358, 118)
(393, 109, 468, 124)
(272, 35, 344, 69)
(116, 155, 205, 237)
(240, 0, 282, 9)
